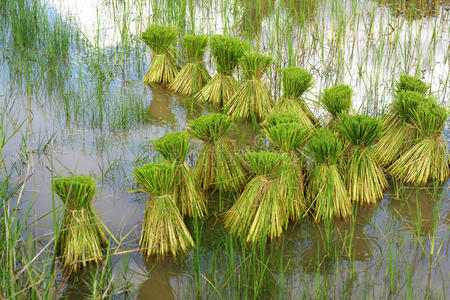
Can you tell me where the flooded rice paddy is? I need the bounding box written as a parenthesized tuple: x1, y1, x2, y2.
(0, 0, 449, 299)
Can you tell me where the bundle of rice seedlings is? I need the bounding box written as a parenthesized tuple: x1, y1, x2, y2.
(321, 84, 353, 124)
(264, 122, 310, 219)
(189, 113, 247, 192)
(53, 176, 107, 271)
(224, 150, 288, 243)
(152, 131, 207, 218)
(306, 128, 351, 221)
(196, 35, 249, 107)
(374, 90, 430, 167)
(389, 102, 449, 185)
(263, 112, 302, 128)
(134, 162, 194, 258)
(141, 24, 179, 85)
(266, 67, 317, 128)
(226, 51, 273, 120)
(395, 74, 430, 95)
(169, 35, 211, 96)
(337, 115, 388, 205)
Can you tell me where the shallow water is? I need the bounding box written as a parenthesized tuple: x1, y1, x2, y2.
(1, 0, 449, 298)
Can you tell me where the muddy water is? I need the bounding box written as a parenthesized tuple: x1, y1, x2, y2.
(1, 0, 449, 298)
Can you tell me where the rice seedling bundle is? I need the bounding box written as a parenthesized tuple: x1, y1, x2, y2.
(196, 35, 249, 107)
(395, 74, 430, 96)
(264, 122, 310, 219)
(152, 131, 207, 218)
(189, 113, 247, 192)
(224, 150, 288, 243)
(337, 115, 388, 205)
(374, 90, 431, 167)
(226, 51, 273, 120)
(266, 67, 317, 128)
(389, 102, 449, 185)
(263, 112, 302, 128)
(321, 84, 353, 125)
(141, 24, 179, 85)
(306, 128, 351, 221)
(53, 176, 107, 271)
(169, 35, 211, 96)
(134, 162, 194, 258)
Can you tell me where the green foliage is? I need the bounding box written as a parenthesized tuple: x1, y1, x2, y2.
(337, 115, 382, 147)
(134, 162, 175, 195)
(393, 90, 432, 124)
(262, 112, 301, 127)
(264, 122, 310, 153)
(245, 150, 285, 176)
(321, 84, 353, 117)
(189, 113, 232, 143)
(210, 34, 249, 75)
(141, 24, 179, 55)
(306, 128, 343, 165)
(395, 74, 430, 95)
(411, 101, 447, 138)
(182, 34, 208, 62)
(152, 131, 189, 162)
(282, 67, 314, 98)
(240, 51, 272, 79)
(53, 176, 96, 208)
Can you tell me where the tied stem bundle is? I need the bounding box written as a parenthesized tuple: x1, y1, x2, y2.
(152, 131, 207, 218)
(141, 24, 179, 85)
(134, 163, 194, 258)
(389, 102, 449, 185)
(53, 176, 107, 271)
(265, 67, 317, 128)
(189, 113, 247, 192)
(224, 151, 288, 243)
(337, 115, 388, 205)
(321, 84, 353, 126)
(306, 128, 351, 221)
(226, 51, 273, 120)
(169, 35, 211, 96)
(264, 122, 310, 219)
(395, 74, 430, 96)
(196, 35, 249, 107)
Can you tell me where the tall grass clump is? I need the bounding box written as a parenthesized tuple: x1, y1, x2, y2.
(53, 176, 107, 271)
(389, 102, 449, 185)
(196, 35, 249, 107)
(152, 131, 207, 218)
(226, 51, 273, 120)
(134, 162, 194, 258)
(169, 35, 210, 96)
(374, 90, 430, 167)
(306, 128, 351, 221)
(264, 122, 310, 219)
(321, 84, 353, 125)
(141, 24, 179, 85)
(189, 113, 247, 192)
(224, 150, 287, 243)
(395, 74, 430, 95)
(265, 67, 317, 128)
(337, 115, 388, 205)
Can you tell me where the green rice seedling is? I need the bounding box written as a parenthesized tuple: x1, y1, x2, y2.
(320, 84, 353, 124)
(264, 122, 310, 219)
(337, 115, 388, 205)
(169, 35, 211, 96)
(306, 128, 351, 222)
(152, 131, 207, 218)
(141, 24, 179, 85)
(395, 74, 430, 96)
(134, 162, 194, 258)
(389, 102, 449, 185)
(196, 35, 249, 107)
(265, 67, 317, 128)
(189, 113, 247, 192)
(226, 51, 273, 120)
(262, 112, 302, 128)
(224, 150, 288, 243)
(374, 90, 431, 167)
(53, 176, 107, 271)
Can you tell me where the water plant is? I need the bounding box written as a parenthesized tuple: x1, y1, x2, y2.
(263, 112, 302, 128)
(152, 131, 207, 218)
(266, 67, 317, 128)
(395, 74, 430, 95)
(141, 24, 179, 85)
(134, 162, 194, 258)
(306, 128, 351, 221)
(53, 176, 108, 271)
(196, 35, 249, 106)
(320, 84, 353, 124)
(224, 150, 287, 243)
(337, 115, 388, 204)
(169, 35, 210, 96)
(264, 122, 310, 219)
(226, 51, 273, 120)
(389, 102, 449, 185)
(189, 113, 247, 192)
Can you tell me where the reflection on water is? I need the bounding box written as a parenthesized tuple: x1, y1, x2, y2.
(236, 0, 274, 38)
(146, 84, 177, 126)
(380, 0, 450, 18)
